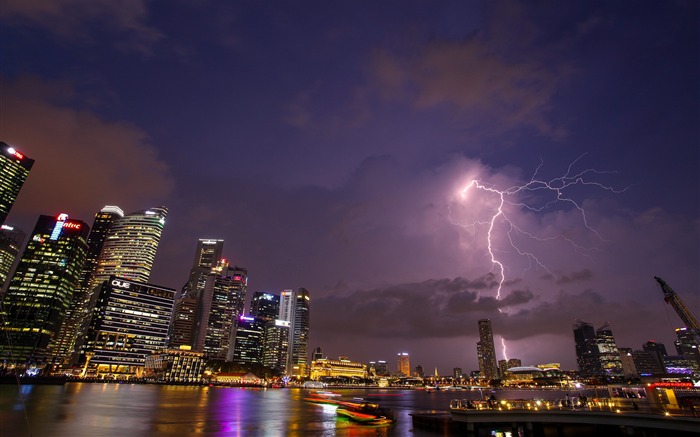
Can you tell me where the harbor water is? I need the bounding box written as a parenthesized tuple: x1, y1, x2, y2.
(0, 383, 607, 436)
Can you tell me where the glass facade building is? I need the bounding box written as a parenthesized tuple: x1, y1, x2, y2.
(0, 214, 89, 366)
(477, 319, 499, 380)
(0, 142, 34, 226)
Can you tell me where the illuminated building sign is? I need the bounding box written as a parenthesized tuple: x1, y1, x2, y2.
(50, 213, 69, 240)
(6, 147, 24, 160)
(648, 381, 693, 388)
(63, 222, 82, 230)
(111, 279, 131, 289)
(1, 225, 13, 231)
(240, 316, 254, 321)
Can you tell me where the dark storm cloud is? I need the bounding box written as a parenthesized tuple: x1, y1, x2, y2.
(312, 277, 535, 339)
(544, 269, 594, 284)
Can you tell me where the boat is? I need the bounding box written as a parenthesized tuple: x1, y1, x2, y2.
(336, 407, 392, 425)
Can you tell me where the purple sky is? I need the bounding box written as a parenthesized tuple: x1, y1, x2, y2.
(1, 0, 698, 374)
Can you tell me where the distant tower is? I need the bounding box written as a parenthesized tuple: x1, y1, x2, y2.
(288, 288, 310, 377)
(596, 323, 623, 377)
(642, 340, 668, 371)
(477, 319, 498, 380)
(231, 315, 266, 365)
(573, 320, 602, 377)
(0, 142, 34, 226)
(181, 239, 224, 298)
(0, 214, 89, 366)
(674, 328, 700, 368)
(0, 224, 25, 296)
(397, 352, 410, 376)
(262, 319, 290, 373)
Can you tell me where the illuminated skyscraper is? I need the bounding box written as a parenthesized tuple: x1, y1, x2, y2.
(596, 323, 623, 377)
(81, 277, 175, 377)
(477, 319, 498, 380)
(262, 319, 290, 373)
(288, 288, 310, 377)
(58, 206, 123, 366)
(397, 352, 410, 376)
(192, 261, 247, 361)
(0, 214, 89, 366)
(231, 315, 265, 365)
(251, 292, 280, 321)
(181, 239, 224, 298)
(0, 142, 34, 226)
(0, 224, 25, 296)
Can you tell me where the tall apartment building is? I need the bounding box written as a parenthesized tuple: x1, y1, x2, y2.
(0, 142, 34, 226)
(0, 214, 89, 366)
(477, 319, 499, 380)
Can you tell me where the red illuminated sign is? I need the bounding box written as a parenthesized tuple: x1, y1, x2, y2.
(649, 382, 693, 388)
(63, 222, 82, 230)
(13, 151, 24, 159)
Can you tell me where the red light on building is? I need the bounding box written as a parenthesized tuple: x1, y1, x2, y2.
(13, 151, 24, 159)
(63, 222, 82, 230)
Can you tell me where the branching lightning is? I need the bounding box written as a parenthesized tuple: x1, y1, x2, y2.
(450, 154, 628, 361)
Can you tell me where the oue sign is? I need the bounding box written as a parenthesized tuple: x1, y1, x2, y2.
(111, 279, 131, 289)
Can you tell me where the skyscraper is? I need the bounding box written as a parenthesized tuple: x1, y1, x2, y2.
(58, 206, 123, 366)
(397, 352, 410, 376)
(81, 277, 175, 378)
(250, 292, 280, 321)
(0, 224, 25, 296)
(0, 142, 34, 226)
(262, 319, 290, 373)
(76, 206, 167, 364)
(0, 214, 89, 366)
(231, 315, 265, 366)
(573, 320, 602, 377)
(596, 323, 623, 377)
(192, 261, 247, 361)
(288, 288, 310, 377)
(181, 239, 224, 299)
(477, 319, 498, 380)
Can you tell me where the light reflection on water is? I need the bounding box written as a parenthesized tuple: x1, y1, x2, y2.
(0, 384, 601, 436)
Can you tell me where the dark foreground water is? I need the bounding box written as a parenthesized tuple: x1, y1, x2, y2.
(0, 383, 602, 437)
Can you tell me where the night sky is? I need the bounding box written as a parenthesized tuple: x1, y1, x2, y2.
(1, 1, 698, 374)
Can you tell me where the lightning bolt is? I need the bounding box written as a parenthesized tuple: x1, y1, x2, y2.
(451, 154, 628, 361)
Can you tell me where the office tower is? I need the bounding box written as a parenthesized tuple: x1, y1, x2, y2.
(81, 277, 175, 377)
(631, 350, 665, 376)
(250, 292, 280, 321)
(573, 320, 602, 377)
(642, 340, 667, 370)
(181, 239, 224, 298)
(397, 352, 410, 376)
(288, 288, 310, 377)
(88, 206, 168, 286)
(596, 323, 623, 377)
(169, 297, 197, 348)
(262, 319, 290, 373)
(477, 319, 498, 380)
(415, 364, 424, 378)
(0, 143, 34, 226)
(0, 224, 25, 296)
(312, 346, 323, 362)
(453, 367, 463, 380)
(58, 206, 123, 366)
(618, 347, 638, 378)
(0, 214, 89, 366)
(279, 289, 295, 321)
(375, 360, 388, 376)
(231, 315, 265, 365)
(674, 328, 700, 367)
(192, 261, 247, 361)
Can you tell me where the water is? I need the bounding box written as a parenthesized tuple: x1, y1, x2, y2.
(0, 384, 603, 436)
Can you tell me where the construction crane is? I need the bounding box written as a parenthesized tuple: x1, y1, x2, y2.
(654, 276, 700, 345)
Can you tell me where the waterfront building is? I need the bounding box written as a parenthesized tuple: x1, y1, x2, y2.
(76, 207, 168, 364)
(250, 292, 280, 321)
(287, 288, 310, 378)
(0, 214, 89, 366)
(596, 323, 623, 377)
(59, 206, 123, 367)
(169, 296, 197, 348)
(477, 319, 499, 380)
(81, 277, 175, 378)
(231, 315, 265, 366)
(144, 346, 206, 383)
(0, 142, 34, 226)
(573, 320, 602, 377)
(453, 367, 463, 381)
(397, 352, 410, 376)
(310, 356, 367, 380)
(262, 319, 290, 373)
(0, 224, 25, 296)
(192, 261, 247, 361)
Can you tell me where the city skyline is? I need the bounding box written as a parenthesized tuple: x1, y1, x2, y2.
(1, 1, 698, 372)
